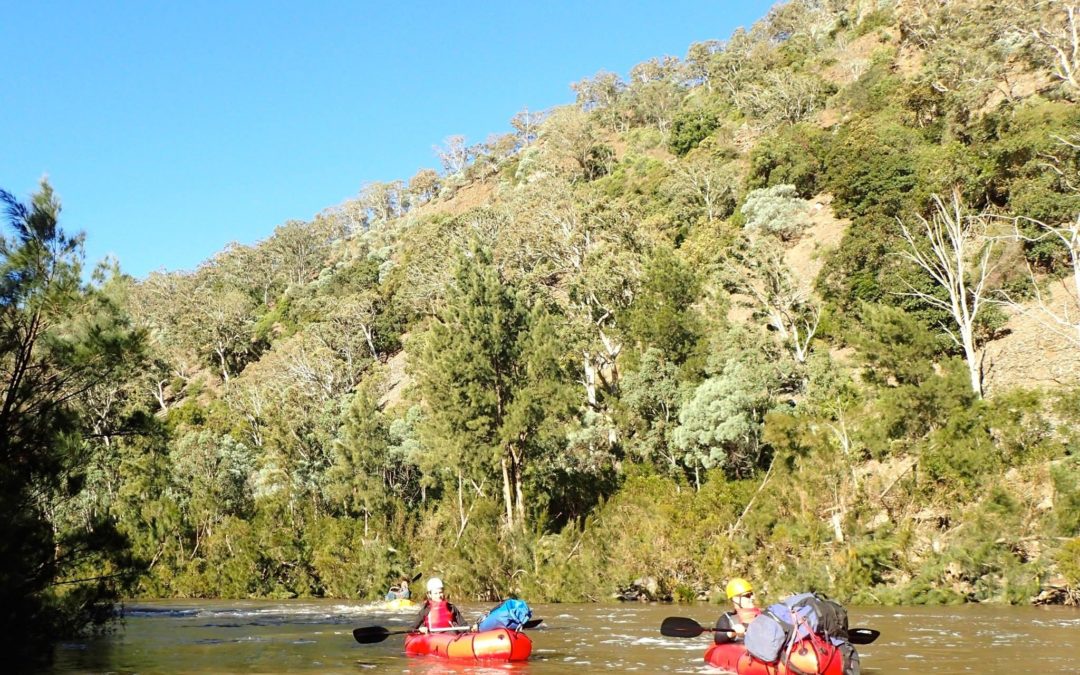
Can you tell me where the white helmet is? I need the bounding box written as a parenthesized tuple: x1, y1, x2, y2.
(426, 577, 444, 593)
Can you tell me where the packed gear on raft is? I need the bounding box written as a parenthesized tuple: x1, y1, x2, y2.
(743, 592, 860, 675)
(476, 598, 533, 632)
(660, 614, 878, 674)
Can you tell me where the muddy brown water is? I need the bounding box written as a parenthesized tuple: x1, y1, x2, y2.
(49, 600, 1079, 674)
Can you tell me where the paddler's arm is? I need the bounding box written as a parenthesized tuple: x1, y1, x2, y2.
(411, 603, 430, 633)
(449, 603, 465, 626)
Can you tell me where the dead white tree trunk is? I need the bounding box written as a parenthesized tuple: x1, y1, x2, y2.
(729, 239, 821, 363)
(897, 190, 997, 398)
(1033, 2, 1080, 93)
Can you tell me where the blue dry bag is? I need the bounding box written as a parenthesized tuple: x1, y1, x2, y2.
(477, 598, 532, 631)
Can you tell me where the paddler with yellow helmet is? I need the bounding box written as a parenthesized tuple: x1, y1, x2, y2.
(714, 577, 760, 643)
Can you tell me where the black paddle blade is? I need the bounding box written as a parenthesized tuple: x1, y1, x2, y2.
(522, 618, 543, 629)
(848, 627, 880, 645)
(410, 572, 423, 583)
(352, 626, 393, 644)
(661, 616, 706, 638)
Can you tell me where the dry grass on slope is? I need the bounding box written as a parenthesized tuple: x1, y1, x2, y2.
(379, 346, 410, 410)
(985, 274, 1080, 392)
(784, 193, 850, 287)
(411, 178, 498, 221)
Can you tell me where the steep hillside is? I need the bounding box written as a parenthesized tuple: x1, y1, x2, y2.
(108, 0, 1080, 607)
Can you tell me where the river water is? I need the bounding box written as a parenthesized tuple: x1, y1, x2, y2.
(48, 600, 1079, 674)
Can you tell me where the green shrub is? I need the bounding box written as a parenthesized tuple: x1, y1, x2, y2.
(746, 124, 829, 197)
(1054, 537, 1080, 586)
(669, 105, 721, 156)
(851, 9, 896, 38)
(824, 117, 922, 219)
(919, 400, 998, 491)
(836, 536, 899, 598)
(833, 59, 903, 116)
(741, 185, 811, 240)
(1051, 459, 1080, 537)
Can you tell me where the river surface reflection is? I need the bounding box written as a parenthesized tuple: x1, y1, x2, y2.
(49, 600, 1079, 674)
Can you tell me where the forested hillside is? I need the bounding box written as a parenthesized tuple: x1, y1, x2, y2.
(5, 0, 1080, 656)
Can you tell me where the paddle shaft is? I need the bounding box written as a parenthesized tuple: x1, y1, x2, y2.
(661, 617, 878, 645)
(353, 618, 543, 644)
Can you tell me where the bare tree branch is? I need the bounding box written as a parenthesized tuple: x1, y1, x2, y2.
(897, 190, 998, 397)
(996, 213, 1080, 349)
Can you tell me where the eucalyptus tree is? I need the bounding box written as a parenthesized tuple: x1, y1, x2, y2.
(997, 212, 1080, 351)
(168, 430, 256, 558)
(742, 71, 831, 128)
(407, 168, 442, 207)
(510, 106, 549, 148)
(508, 178, 643, 413)
(704, 28, 767, 110)
(626, 56, 686, 132)
(224, 330, 348, 500)
(1029, 1, 1080, 95)
(723, 236, 821, 364)
(128, 270, 203, 408)
(435, 135, 472, 175)
(571, 70, 628, 131)
(357, 182, 407, 226)
(539, 107, 614, 180)
(664, 150, 741, 224)
(1, 182, 147, 659)
(673, 327, 785, 485)
(142, 250, 263, 386)
(684, 40, 724, 92)
(619, 347, 684, 470)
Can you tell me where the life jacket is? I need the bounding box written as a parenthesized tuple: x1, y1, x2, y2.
(425, 600, 454, 629)
(714, 607, 762, 644)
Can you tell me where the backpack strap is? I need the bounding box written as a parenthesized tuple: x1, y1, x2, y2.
(782, 610, 829, 675)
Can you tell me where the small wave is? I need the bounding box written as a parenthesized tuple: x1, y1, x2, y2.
(124, 607, 200, 618)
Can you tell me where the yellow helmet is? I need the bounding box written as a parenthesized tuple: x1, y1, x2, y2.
(725, 577, 753, 599)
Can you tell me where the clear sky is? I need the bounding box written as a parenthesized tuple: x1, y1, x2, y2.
(2, 1, 775, 278)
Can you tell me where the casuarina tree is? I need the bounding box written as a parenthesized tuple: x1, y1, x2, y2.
(0, 181, 146, 662)
(417, 245, 570, 530)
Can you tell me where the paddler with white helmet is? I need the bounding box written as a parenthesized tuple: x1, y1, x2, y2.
(410, 577, 469, 634)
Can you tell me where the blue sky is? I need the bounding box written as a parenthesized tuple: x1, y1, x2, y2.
(2, 1, 775, 278)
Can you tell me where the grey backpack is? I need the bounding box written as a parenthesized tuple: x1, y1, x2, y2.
(744, 592, 818, 662)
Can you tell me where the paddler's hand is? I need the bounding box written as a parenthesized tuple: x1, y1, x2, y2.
(470, 623, 478, 632)
(418, 626, 429, 634)
(733, 623, 746, 637)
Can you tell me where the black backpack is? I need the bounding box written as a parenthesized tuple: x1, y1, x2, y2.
(791, 594, 849, 641)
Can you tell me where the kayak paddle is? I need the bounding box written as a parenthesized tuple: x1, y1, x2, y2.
(354, 618, 544, 644)
(660, 617, 879, 645)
